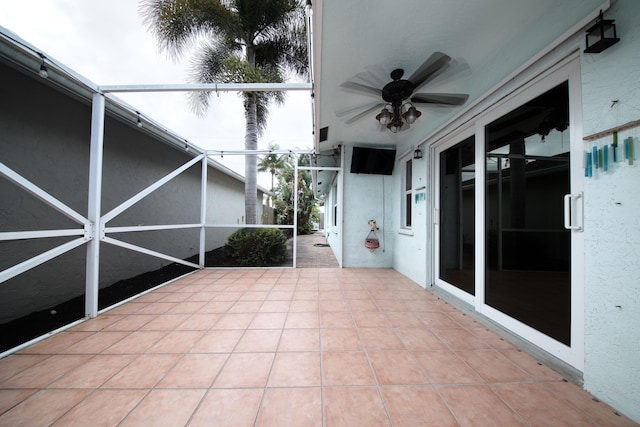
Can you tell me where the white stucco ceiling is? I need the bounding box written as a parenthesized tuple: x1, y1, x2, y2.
(312, 0, 607, 155)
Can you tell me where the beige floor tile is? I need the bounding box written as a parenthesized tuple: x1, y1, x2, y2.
(414, 311, 459, 328)
(228, 301, 263, 313)
(51, 389, 147, 427)
(543, 381, 639, 426)
(190, 389, 264, 427)
(368, 351, 428, 385)
(289, 299, 319, 312)
(381, 385, 458, 426)
(249, 312, 287, 329)
(138, 313, 191, 330)
(0, 354, 47, 382)
(0, 389, 90, 427)
(101, 330, 167, 354)
(431, 326, 492, 350)
(324, 387, 390, 427)
(119, 389, 205, 427)
(321, 328, 362, 351)
(395, 327, 449, 351)
(0, 355, 91, 388)
(146, 330, 205, 353)
(499, 349, 564, 381)
(212, 352, 275, 388)
(0, 389, 36, 414)
(235, 329, 282, 352)
(157, 353, 228, 388)
(438, 384, 527, 426)
(322, 351, 375, 386)
(190, 329, 243, 353)
(257, 387, 322, 427)
(493, 382, 597, 426)
(358, 328, 405, 350)
(213, 313, 255, 329)
(285, 312, 320, 328)
(101, 354, 180, 389)
(18, 332, 92, 355)
(384, 312, 425, 328)
(175, 313, 221, 330)
(268, 352, 321, 387)
(103, 315, 157, 331)
(278, 328, 320, 351)
(64, 331, 131, 354)
(259, 300, 292, 312)
(353, 311, 389, 327)
(320, 311, 355, 328)
(456, 349, 531, 383)
(48, 355, 136, 388)
(413, 351, 483, 384)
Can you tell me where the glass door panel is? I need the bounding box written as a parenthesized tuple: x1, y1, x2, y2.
(485, 82, 571, 345)
(439, 136, 475, 295)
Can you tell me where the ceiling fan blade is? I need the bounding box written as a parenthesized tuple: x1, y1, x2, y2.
(411, 93, 469, 106)
(340, 81, 382, 97)
(407, 52, 451, 88)
(364, 64, 390, 87)
(335, 101, 384, 118)
(343, 103, 385, 124)
(351, 70, 385, 89)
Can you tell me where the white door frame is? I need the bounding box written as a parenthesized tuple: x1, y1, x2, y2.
(432, 54, 585, 370)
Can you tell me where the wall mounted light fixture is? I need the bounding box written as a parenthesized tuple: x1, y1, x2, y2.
(413, 147, 423, 159)
(584, 10, 620, 53)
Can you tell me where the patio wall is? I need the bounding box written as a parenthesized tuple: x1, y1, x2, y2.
(579, 0, 640, 420)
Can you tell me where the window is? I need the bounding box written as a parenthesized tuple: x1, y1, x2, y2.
(402, 158, 412, 228)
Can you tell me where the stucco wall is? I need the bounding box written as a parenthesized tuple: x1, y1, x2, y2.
(0, 63, 253, 323)
(392, 148, 429, 287)
(342, 146, 394, 268)
(580, 0, 640, 420)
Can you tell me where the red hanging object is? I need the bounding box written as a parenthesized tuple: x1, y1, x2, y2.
(365, 220, 380, 251)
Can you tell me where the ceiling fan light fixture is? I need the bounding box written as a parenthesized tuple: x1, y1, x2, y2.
(376, 107, 394, 125)
(387, 121, 403, 133)
(402, 105, 422, 124)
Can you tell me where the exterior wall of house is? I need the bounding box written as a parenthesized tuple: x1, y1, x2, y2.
(0, 62, 257, 323)
(342, 146, 394, 267)
(392, 151, 429, 287)
(579, 0, 640, 420)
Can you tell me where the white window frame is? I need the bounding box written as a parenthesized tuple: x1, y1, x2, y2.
(401, 156, 413, 230)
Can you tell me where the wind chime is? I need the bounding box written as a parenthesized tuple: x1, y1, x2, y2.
(365, 219, 380, 251)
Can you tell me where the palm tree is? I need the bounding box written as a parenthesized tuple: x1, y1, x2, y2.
(258, 143, 287, 192)
(140, 0, 308, 224)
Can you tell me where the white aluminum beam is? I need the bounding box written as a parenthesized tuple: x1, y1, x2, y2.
(101, 154, 204, 225)
(204, 224, 294, 229)
(293, 162, 299, 268)
(105, 224, 201, 234)
(199, 156, 208, 268)
(0, 229, 85, 241)
(102, 236, 200, 269)
(0, 237, 86, 284)
(0, 162, 88, 225)
(86, 93, 105, 318)
(99, 82, 312, 93)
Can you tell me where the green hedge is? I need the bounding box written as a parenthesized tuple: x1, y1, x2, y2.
(225, 228, 288, 266)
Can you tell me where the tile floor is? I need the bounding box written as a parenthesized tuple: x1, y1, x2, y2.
(0, 268, 637, 426)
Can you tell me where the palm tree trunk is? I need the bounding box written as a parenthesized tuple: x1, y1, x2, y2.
(244, 92, 258, 224)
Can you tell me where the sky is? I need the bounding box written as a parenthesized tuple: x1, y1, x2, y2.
(0, 0, 314, 183)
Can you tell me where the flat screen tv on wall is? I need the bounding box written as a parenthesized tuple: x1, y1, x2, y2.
(350, 146, 397, 175)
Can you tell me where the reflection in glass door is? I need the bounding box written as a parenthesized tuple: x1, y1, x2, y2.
(485, 82, 571, 345)
(439, 136, 475, 295)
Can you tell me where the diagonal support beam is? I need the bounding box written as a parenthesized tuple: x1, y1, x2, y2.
(0, 162, 88, 225)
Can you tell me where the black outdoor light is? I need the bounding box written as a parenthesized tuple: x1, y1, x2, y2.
(584, 10, 620, 53)
(413, 147, 423, 159)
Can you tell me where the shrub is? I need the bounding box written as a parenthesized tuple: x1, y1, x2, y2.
(225, 228, 288, 266)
